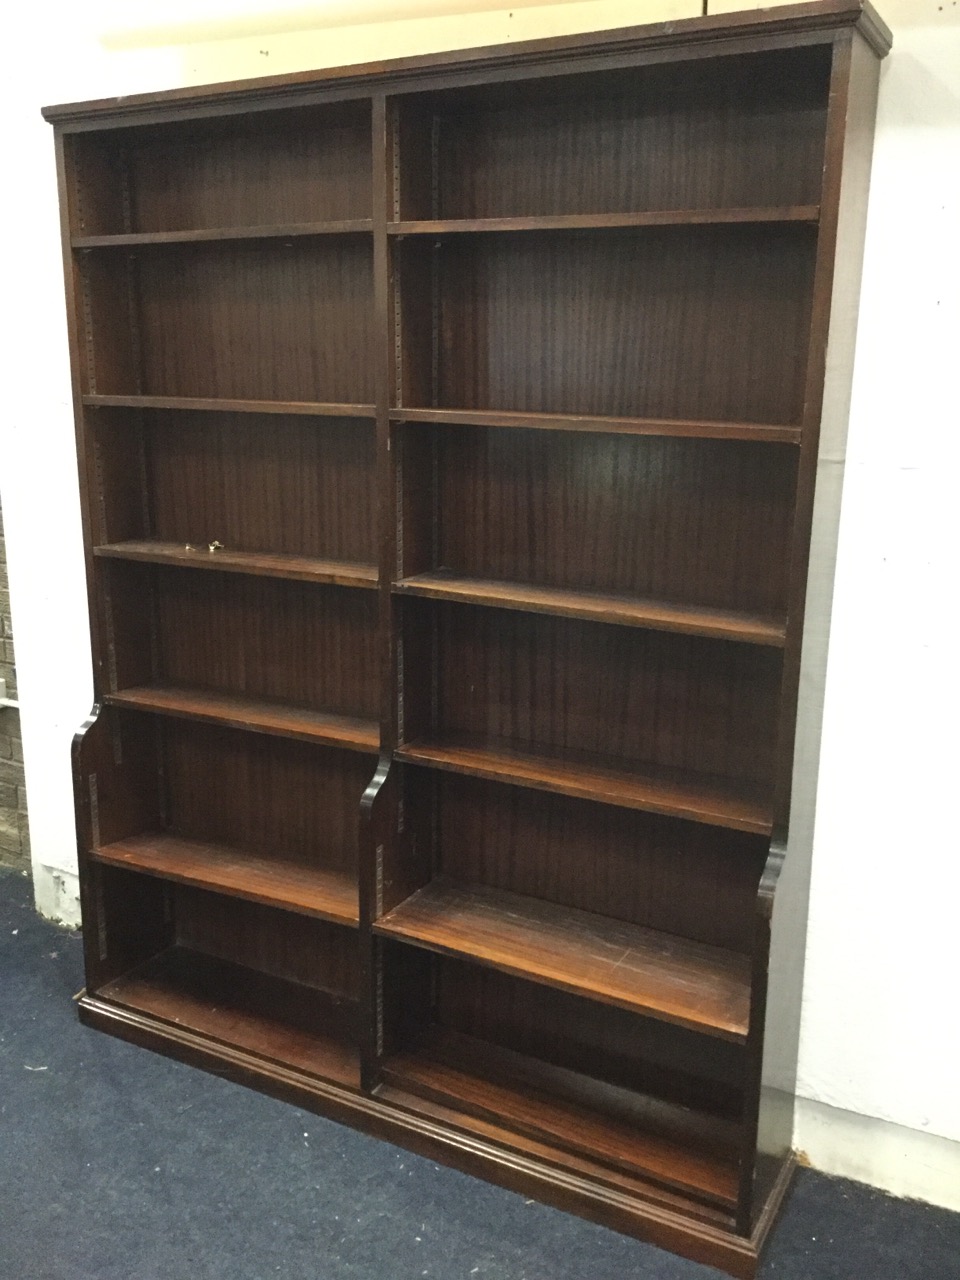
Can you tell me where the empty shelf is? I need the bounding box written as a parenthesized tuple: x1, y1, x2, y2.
(97, 947, 359, 1088)
(384, 1028, 740, 1210)
(105, 685, 379, 752)
(387, 206, 820, 235)
(96, 541, 377, 588)
(394, 571, 785, 646)
(73, 219, 373, 247)
(395, 737, 772, 835)
(388, 406, 800, 444)
(376, 879, 751, 1041)
(94, 832, 359, 926)
(84, 394, 376, 418)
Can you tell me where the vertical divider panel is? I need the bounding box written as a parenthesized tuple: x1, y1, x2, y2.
(360, 93, 406, 1092)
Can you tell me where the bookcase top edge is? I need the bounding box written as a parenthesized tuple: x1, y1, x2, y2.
(42, 0, 890, 129)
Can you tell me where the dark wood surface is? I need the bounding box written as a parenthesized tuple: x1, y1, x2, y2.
(99, 946, 360, 1086)
(108, 567, 380, 723)
(385, 1032, 740, 1208)
(389, 405, 802, 444)
(377, 879, 751, 1039)
(74, 220, 373, 247)
(84, 394, 376, 416)
(415, 772, 768, 953)
(397, 738, 773, 835)
(401, 227, 815, 425)
(402, 428, 797, 615)
(106, 686, 379, 751)
(67, 101, 372, 233)
(81, 241, 374, 403)
(96, 542, 378, 588)
(387, 207, 820, 234)
(158, 720, 374, 881)
(394, 571, 786, 646)
(401, 602, 781, 810)
(51, 10, 888, 1273)
(94, 833, 360, 925)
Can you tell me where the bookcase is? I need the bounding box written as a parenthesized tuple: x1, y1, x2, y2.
(44, 4, 890, 1275)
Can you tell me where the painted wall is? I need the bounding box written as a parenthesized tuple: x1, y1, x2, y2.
(1, 0, 957, 1206)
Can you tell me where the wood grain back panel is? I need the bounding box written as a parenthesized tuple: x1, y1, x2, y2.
(175, 884, 360, 999)
(414, 47, 830, 219)
(412, 771, 767, 951)
(431, 956, 745, 1113)
(72, 101, 372, 235)
(146, 411, 377, 562)
(149, 568, 378, 719)
(161, 720, 373, 877)
(413, 600, 781, 787)
(83, 241, 374, 402)
(418, 426, 798, 615)
(417, 226, 815, 424)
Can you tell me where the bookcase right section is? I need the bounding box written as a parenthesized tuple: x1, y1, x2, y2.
(373, 38, 844, 1238)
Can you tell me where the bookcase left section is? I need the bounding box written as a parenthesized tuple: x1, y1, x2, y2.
(63, 98, 380, 1092)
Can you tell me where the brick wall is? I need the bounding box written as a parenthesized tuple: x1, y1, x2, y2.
(0, 500, 30, 871)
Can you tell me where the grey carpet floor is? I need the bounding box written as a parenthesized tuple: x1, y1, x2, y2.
(1, 867, 957, 1280)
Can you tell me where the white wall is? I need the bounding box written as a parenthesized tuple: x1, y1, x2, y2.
(2, 0, 958, 1209)
(794, 0, 960, 1194)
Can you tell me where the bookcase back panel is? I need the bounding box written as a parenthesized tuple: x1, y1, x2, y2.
(416, 227, 814, 424)
(72, 101, 373, 235)
(175, 885, 360, 1000)
(147, 569, 378, 718)
(83, 241, 375, 402)
(95, 865, 174, 981)
(409, 772, 765, 952)
(145, 412, 377, 561)
(410, 601, 781, 787)
(400, 47, 830, 219)
(414, 426, 797, 614)
(161, 721, 370, 877)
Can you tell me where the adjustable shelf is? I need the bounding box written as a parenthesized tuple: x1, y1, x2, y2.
(376, 879, 751, 1040)
(84, 395, 376, 417)
(105, 685, 379, 752)
(383, 1028, 741, 1211)
(387, 206, 820, 235)
(74, 219, 373, 248)
(97, 948, 360, 1088)
(396, 738, 772, 835)
(94, 833, 359, 926)
(394, 571, 785, 646)
(388, 408, 801, 444)
(96, 542, 378, 589)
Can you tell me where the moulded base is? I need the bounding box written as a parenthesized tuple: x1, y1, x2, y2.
(76, 991, 796, 1278)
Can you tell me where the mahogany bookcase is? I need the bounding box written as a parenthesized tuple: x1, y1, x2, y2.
(43, 3, 890, 1274)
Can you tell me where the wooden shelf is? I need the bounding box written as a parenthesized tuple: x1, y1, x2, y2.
(73, 219, 373, 248)
(94, 832, 359, 926)
(96, 541, 378, 589)
(98, 947, 360, 1088)
(394, 570, 785, 647)
(384, 1028, 740, 1210)
(105, 685, 379, 752)
(387, 206, 820, 235)
(396, 737, 772, 835)
(389, 407, 800, 444)
(376, 879, 751, 1041)
(83, 395, 376, 418)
